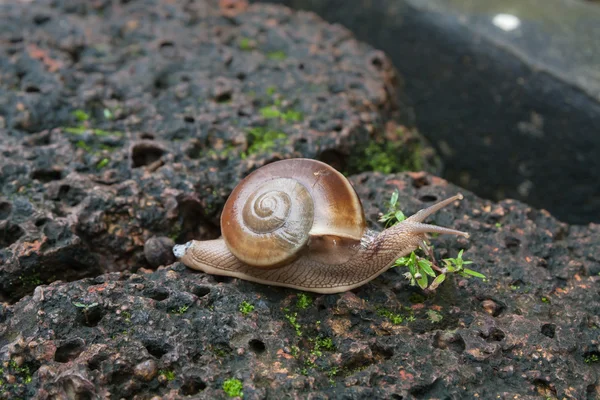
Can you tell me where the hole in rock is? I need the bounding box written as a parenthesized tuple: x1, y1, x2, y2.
(371, 343, 394, 360)
(35, 218, 48, 227)
(371, 55, 384, 70)
(411, 175, 430, 188)
(31, 169, 62, 182)
(33, 14, 51, 25)
(143, 340, 171, 359)
(190, 285, 211, 298)
(88, 352, 108, 371)
(0, 202, 11, 220)
(25, 85, 41, 93)
(140, 133, 155, 140)
(143, 287, 170, 301)
(184, 115, 195, 123)
(181, 377, 207, 395)
(80, 306, 104, 327)
(214, 92, 232, 103)
(249, 339, 266, 354)
(131, 142, 165, 168)
(159, 41, 175, 50)
(0, 222, 24, 248)
(504, 236, 521, 252)
(58, 185, 86, 206)
(432, 331, 466, 353)
(541, 323, 556, 338)
(55, 338, 86, 363)
(419, 194, 438, 203)
(212, 275, 232, 284)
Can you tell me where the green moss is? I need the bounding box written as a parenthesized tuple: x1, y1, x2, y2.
(267, 50, 287, 61)
(172, 305, 189, 314)
(72, 109, 90, 122)
(242, 127, 287, 158)
(96, 158, 110, 169)
(377, 308, 404, 325)
(284, 311, 302, 336)
(266, 86, 277, 96)
(19, 272, 42, 289)
(238, 37, 254, 51)
(348, 128, 424, 175)
(64, 126, 123, 137)
(239, 301, 255, 316)
(223, 378, 243, 398)
(584, 354, 599, 364)
(260, 105, 303, 122)
(7, 359, 32, 384)
(296, 293, 312, 310)
(426, 309, 443, 323)
(159, 369, 176, 381)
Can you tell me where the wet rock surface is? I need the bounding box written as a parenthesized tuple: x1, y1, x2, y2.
(1, 0, 598, 399)
(1, 172, 599, 399)
(0, 0, 436, 303)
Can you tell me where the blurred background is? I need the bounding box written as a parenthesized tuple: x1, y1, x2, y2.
(254, 0, 600, 225)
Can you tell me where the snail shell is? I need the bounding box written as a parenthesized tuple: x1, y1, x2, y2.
(221, 159, 366, 268)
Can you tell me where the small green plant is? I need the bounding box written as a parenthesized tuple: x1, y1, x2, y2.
(284, 309, 302, 336)
(584, 354, 599, 364)
(223, 378, 244, 398)
(348, 128, 424, 175)
(267, 50, 287, 61)
(378, 190, 406, 228)
(73, 109, 90, 122)
(172, 305, 189, 314)
(377, 308, 404, 325)
(73, 301, 99, 310)
(379, 191, 485, 291)
(19, 272, 43, 288)
(159, 369, 176, 381)
(96, 158, 110, 169)
(296, 293, 312, 310)
(238, 37, 254, 51)
(312, 336, 335, 354)
(239, 301, 255, 316)
(426, 309, 443, 323)
(242, 127, 287, 158)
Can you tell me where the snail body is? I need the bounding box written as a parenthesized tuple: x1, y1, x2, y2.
(174, 159, 468, 293)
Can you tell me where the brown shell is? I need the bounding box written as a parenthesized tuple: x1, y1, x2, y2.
(221, 158, 366, 269)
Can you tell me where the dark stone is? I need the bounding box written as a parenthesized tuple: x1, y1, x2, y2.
(144, 236, 176, 268)
(255, 0, 600, 224)
(0, 172, 598, 398)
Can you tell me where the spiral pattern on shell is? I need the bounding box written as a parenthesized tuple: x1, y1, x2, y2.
(224, 178, 314, 268)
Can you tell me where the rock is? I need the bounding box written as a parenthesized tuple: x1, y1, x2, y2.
(0, 172, 598, 398)
(144, 236, 176, 268)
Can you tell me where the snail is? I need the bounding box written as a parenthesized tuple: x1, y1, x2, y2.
(173, 158, 468, 293)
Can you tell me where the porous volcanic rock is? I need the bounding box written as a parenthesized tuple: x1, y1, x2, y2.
(1, 172, 598, 399)
(0, 0, 437, 303)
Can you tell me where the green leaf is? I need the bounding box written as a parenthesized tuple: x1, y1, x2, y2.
(417, 273, 428, 290)
(390, 190, 398, 208)
(428, 274, 446, 291)
(463, 268, 486, 279)
(418, 259, 436, 277)
(394, 210, 406, 222)
(407, 252, 417, 277)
